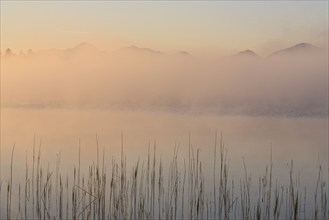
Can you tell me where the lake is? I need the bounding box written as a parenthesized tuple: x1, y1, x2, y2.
(1, 107, 328, 219)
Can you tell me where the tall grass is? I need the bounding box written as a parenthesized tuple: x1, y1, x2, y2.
(1, 136, 328, 220)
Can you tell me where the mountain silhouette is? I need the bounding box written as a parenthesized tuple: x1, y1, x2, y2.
(270, 43, 319, 56)
(65, 42, 101, 55)
(235, 49, 259, 57)
(116, 45, 166, 56)
(176, 51, 192, 57)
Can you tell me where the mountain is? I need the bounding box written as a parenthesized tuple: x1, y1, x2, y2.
(116, 45, 166, 56)
(176, 51, 192, 57)
(70, 42, 97, 51)
(65, 42, 103, 56)
(270, 43, 319, 56)
(235, 49, 259, 57)
(28, 42, 104, 58)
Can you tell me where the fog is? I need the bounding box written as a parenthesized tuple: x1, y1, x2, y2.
(1, 44, 328, 116)
(1, 44, 328, 219)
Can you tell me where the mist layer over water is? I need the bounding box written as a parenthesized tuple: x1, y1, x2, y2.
(1, 46, 328, 116)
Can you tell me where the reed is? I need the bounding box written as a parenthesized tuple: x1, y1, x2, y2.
(1, 135, 328, 220)
(6, 144, 15, 220)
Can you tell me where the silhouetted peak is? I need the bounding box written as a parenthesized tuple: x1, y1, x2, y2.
(236, 49, 258, 57)
(63, 42, 102, 57)
(118, 45, 165, 56)
(176, 51, 191, 56)
(293, 42, 314, 48)
(287, 43, 318, 51)
(271, 43, 319, 56)
(71, 42, 98, 51)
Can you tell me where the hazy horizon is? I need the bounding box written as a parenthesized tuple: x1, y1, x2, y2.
(1, 40, 328, 57)
(1, 1, 328, 56)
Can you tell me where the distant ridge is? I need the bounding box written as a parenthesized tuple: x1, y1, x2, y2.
(3, 42, 324, 59)
(26, 42, 103, 58)
(71, 42, 97, 50)
(270, 43, 319, 56)
(117, 45, 165, 55)
(235, 49, 259, 57)
(65, 42, 101, 55)
(176, 51, 192, 57)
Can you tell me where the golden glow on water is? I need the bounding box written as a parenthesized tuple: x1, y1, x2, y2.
(1, 108, 327, 176)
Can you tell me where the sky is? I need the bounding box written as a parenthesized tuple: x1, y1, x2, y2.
(1, 1, 328, 56)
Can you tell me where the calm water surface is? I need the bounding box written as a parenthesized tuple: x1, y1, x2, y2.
(1, 108, 328, 218)
(1, 108, 327, 178)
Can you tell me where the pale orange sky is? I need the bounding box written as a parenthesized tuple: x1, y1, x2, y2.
(1, 1, 328, 56)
